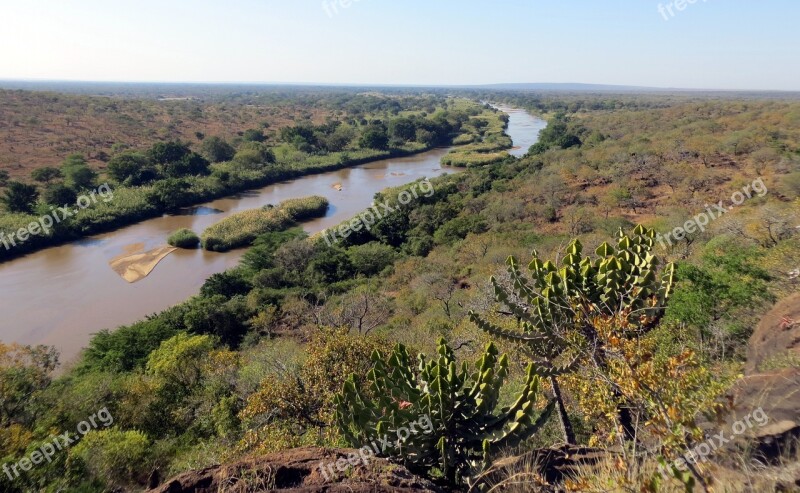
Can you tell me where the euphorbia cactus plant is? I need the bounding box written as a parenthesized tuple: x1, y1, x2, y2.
(334, 338, 554, 487)
(470, 225, 676, 443)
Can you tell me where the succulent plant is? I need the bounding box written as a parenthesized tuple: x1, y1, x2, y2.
(470, 225, 676, 443)
(334, 338, 554, 487)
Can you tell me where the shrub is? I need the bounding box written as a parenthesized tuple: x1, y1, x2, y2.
(69, 429, 151, 489)
(167, 228, 200, 249)
(43, 183, 77, 206)
(200, 136, 236, 163)
(2, 181, 39, 213)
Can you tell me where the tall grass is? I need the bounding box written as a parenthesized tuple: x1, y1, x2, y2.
(201, 196, 328, 252)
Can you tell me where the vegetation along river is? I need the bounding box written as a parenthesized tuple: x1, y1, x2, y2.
(0, 107, 545, 364)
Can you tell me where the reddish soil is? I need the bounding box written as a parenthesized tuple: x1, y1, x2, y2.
(0, 89, 326, 180)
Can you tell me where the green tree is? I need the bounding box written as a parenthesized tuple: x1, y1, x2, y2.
(233, 142, 275, 169)
(242, 128, 266, 143)
(146, 178, 190, 210)
(107, 152, 155, 184)
(200, 271, 251, 298)
(146, 333, 216, 387)
(43, 183, 77, 206)
(63, 165, 97, 190)
(200, 136, 236, 163)
(162, 152, 210, 178)
(30, 167, 62, 184)
(1, 181, 39, 213)
(0, 170, 9, 187)
(69, 429, 151, 489)
(148, 141, 190, 165)
(358, 124, 389, 150)
(347, 242, 397, 276)
(388, 118, 416, 142)
(0, 343, 59, 427)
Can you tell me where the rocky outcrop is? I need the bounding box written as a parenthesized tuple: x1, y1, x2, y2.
(724, 293, 800, 463)
(746, 292, 800, 374)
(148, 447, 442, 493)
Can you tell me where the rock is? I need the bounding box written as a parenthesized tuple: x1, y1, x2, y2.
(726, 368, 800, 463)
(148, 447, 442, 493)
(746, 292, 800, 374)
(721, 293, 800, 465)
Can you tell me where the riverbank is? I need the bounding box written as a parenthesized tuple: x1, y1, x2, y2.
(0, 144, 435, 264)
(0, 107, 545, 364)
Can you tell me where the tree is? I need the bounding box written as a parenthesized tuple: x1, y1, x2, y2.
(233, 142, 275, 169)
(1, 181, 39, 213)
(347, 242, 397, 276)
(200, 136, 235, 163)
(320, 125, 356, 152)
(146, 333, 217, 387)
(0, 343, 59, 427)
(43, 183, 77, 206)
(69, 430, 151, 490)
(162, 152, 210, 178)
(415, 128, 437, 147)
(63, 165, 97, 190)
(388, 118, 416, 142)
(321, 285, 393, 335)
(107, 152, 155, 184)
(148, 141, 190, 165)
(30, 167, 62, 184)
(62, 153, 87, 168)
(242, 128, 266, 143)
(358, 124, 389, 150)
(200, 271, 251, 298)
(146, 178, 190, 210)
(0, 170, 9, 187)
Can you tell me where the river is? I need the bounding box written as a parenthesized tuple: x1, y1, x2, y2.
(0, 108, 545, 364)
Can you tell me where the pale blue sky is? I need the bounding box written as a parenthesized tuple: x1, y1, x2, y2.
(1, 0, 797, 90)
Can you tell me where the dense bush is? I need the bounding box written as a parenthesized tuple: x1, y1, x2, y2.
(167, 228, 200, 248)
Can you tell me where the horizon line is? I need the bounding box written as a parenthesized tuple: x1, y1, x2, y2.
(0, 78, 798, 93)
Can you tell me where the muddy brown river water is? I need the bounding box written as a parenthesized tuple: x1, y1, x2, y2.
(0, 107, 544, 364)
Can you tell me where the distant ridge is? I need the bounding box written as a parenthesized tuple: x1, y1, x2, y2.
(476, 82, 658, 92)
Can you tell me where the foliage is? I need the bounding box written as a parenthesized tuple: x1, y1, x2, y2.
(30, 166, 62, 184)
(69, 429, 151, 489)
(43, 183, 77, 206)
(2, 181, 39, 213)
(358, 123, 390, 150)
(470, 226, 676, 443)
(664, 236, 773, 356)
(527, 114, 583, 155)
(200, 271, 251, 298)
(167, 228, 200, 249)
(0, 343, 58, 427)
(63, 164, 97, 190)
(335, 338, 555, 487)
(240, 329, 388, 453)
(201, 196, 327, 252)
(107, 152, 156, 185)
(200, 136, 236, 163)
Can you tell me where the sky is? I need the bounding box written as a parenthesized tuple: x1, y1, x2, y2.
(0, 0, 798, 91)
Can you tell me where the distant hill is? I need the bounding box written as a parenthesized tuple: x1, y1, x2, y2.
(476, 82, 659, 92)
